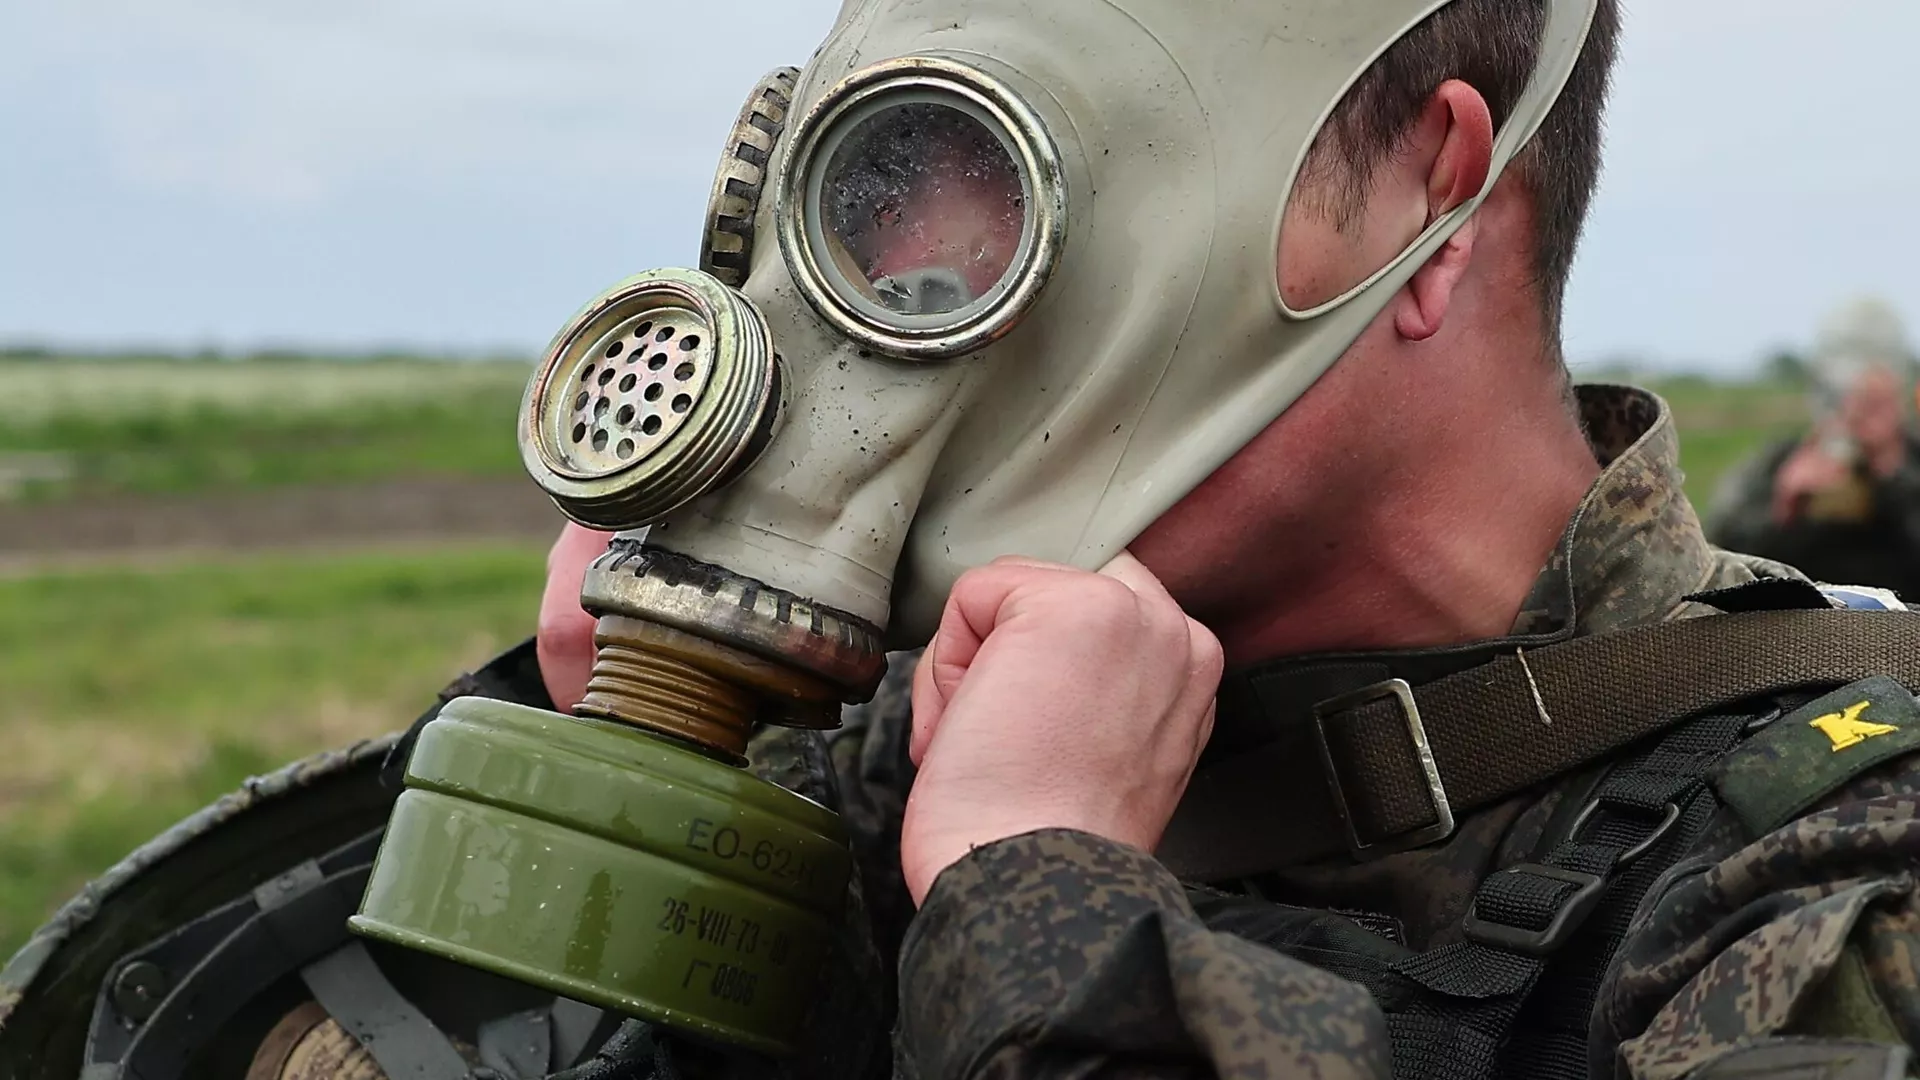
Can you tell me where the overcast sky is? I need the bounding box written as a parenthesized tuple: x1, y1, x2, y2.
(2, 1, 1913, 373)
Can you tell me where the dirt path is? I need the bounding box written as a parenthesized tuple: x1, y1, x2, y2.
(0, 478, 563, 572)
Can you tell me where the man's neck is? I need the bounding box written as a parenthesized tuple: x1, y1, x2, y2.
(1212, 385, 1602, 668)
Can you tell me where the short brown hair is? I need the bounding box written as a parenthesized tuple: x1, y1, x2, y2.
(1301, 0, 1623, 333)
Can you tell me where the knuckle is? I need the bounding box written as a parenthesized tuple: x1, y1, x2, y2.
(1189, 622, 1226, 681)
(950, 565, 994, 598)
(949, 564, 1017, 606)
(1073, 576, 1144, 624)
(1129, 591, 1189, 647)
(1150, 595, 1193, 636)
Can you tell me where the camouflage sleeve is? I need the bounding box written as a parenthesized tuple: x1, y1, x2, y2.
(896, 829, 1391, 1080)
(828, 651, 922, 984)
(1598, 752, 1920, 1079)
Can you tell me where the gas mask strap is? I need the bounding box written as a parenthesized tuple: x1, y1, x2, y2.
(1277, 0, 1601, 323)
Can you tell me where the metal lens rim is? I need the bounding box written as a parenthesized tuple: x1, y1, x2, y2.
(780, 58, 1066, 361)
(802, 89, 1032, 335)
(531, 278, 721, 484)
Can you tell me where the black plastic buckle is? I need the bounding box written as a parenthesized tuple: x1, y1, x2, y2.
(1462, 864, 1606, 955)
(1312, 678, 1455, 861)
(1568, 798, 1682, 866)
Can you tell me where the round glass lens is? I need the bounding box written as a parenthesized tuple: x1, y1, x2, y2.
(816, 99, 1028, 320)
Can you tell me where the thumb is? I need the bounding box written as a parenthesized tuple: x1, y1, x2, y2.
(909, 638, 947, 766)
(910, 609, 986, 766)
(908, 563, 1044, 764)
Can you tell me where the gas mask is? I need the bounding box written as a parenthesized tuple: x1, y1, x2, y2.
(353, 0, 1597, 1058)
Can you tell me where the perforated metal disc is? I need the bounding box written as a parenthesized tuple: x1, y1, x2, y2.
(547, 309, 717, 478)
(521, 269, 781, 531)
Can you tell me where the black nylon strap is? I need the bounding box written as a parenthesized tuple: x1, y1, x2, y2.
(1374, 710, 1750, 1080)
(109, 861, 367, 1080)
(1495, 712, 1753, 1079)
(1160, 609, 1920, 881)
(300, 941, 471, 1080)
(476, 1008, 552, 1077)
(547, 1022, 679, 1080)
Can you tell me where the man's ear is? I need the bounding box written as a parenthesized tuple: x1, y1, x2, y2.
(1397, 79, 1495, 342)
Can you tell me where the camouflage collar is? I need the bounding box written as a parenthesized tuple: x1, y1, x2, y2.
(1508, 384, 1721, 638)
(1203, 385, 1723, 764)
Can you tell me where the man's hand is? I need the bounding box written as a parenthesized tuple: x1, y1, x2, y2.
(900, 553, 1224, 905)
(1771, 437, 1856, 525)
(537, 523, 614, 711)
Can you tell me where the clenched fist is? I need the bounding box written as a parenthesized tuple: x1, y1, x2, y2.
(901, 554, 1224, 905)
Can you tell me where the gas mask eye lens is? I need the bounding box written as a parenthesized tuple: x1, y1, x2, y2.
(781, 59, 1067, 360)
(815, 100, 1026, 321)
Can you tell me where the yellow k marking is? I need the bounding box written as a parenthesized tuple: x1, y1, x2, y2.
(1808, 700, 1902, 752)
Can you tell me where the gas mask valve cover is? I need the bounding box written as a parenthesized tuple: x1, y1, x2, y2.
(701, 67, 801, 288)
(521, 268, 783, 530)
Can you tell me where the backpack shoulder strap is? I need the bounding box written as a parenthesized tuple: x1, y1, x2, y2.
(1160, 608, 1920, 880)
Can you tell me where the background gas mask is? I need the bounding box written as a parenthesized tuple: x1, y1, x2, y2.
(352, 0, 1598, 1058)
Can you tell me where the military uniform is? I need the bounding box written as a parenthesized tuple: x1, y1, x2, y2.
(12, 386, 1920, 1078)
(829, 386, 1920, 1078)
(1706, 432, 1920, 600)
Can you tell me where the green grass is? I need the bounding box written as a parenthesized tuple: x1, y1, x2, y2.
(0, 358, 533, 501)
(1644, 376, 1810, 509)
(0, 357, 532, 423)
(0, 357, 1806, 510)
(0, 543, 548, 957)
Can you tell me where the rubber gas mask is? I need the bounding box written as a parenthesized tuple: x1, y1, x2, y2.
(353, 0, 1598, 1058)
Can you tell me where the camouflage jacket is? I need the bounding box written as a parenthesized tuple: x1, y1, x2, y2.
(824, 386, 1920, 1080)
(1705, 429, 1920, 600)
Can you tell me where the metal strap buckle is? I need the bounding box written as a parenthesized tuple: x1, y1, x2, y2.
(1462, 863, 1607, 955)
(1311, 678, 1456, 861)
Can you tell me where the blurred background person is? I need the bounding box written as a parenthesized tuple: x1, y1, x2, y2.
(1707, 296, 1920, 595)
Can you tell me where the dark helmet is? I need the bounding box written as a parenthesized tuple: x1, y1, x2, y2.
(0, 642, 628, 1080)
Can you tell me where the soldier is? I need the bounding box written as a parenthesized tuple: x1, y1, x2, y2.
(525, 1, 1920, 1077)
(11, 2, 1920, 1079)
(1708, 296, 1920, 598)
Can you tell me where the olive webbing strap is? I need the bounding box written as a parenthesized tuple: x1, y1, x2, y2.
(1158, 609, 1920, 882)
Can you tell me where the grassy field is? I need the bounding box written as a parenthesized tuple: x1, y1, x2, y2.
(1643, 375, 1810, 508)
(0, 355, 1806, 508)
(0, 358, 533, 501)
(0, 543, 548, 956)
(0, 356, 1813, 959)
